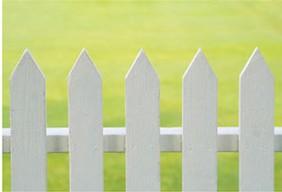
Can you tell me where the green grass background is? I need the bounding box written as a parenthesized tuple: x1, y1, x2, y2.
(2, 0, 282, 191)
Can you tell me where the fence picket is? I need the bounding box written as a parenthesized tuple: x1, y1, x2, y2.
(6, 48, 279, 191)
(182, 49, 217, 191)
(125, 50, 160, 191)
(10, 49, 46, 191)
(239, 48, 274, 191)
(68, 49, 103, 191)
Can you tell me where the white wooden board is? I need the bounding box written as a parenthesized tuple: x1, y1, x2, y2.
(239, 48, 274, 191)
(68, 49, 103, 191)
(182, 49, 217, 191)
(10, 49, 47, 191)
(126, 50, 160, 191)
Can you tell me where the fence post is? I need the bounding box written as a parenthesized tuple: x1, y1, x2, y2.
(182, 49, 217, 191)
(126, 50, 160, 191)
(239, 48, 274, 190)
(10, 49, 47, 191)
(68, 49, 103, 191)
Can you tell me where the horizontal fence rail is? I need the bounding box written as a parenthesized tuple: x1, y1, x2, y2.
(4, 47, 282, 191)
(2, 127, 282, 153)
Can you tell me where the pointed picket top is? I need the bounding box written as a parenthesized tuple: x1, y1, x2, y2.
(126, 49, 160, 191)
(239, 47, 274, 190)
(182, 48, 217, 190)
(240, 47, 273, 81)
(183, 48, 216, 82)
(10, 48, 45, 81)
(125, 49, 159, 82)
(68, 49, 101, 82)
(10, 48, 46, 190)
(68, 49, 103, 190)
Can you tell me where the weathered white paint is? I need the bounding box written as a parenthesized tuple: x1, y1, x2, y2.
(239, 48, 274, 191)
(3, 127, 282, 153)
(182, 49, 217, 191)
(10, 49, 46, 191)
(68, 49, 103, 191)
(125, 50, 160, 191)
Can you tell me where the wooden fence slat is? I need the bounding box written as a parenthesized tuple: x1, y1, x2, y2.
(239, 48, 274, 191)
(125, 50, 160, 191)
(68, 49, 103, 191)
(10, 49, 46, 191)
(182, 49, 217, 191)
(3, 127, 282, 153)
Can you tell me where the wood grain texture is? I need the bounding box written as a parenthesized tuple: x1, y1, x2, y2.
(239, 48, 274, 191)
(182, 49, 217, 191)
(10, 49, 46, 191)
(125, 50, 160, 191)
(68, 49, 103, 191)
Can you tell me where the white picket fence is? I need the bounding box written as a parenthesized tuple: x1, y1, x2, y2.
(2, 48, 282, 191)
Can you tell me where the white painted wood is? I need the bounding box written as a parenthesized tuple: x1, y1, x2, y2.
(3, 127, 282, 153)
(125, 50, 160, 191)
(182, 49, 217, 191)
(10, 49, 46, 191)
(68, 49, 103, 191)
(239, 48, 274, 191)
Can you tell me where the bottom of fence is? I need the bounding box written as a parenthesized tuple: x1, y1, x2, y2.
(2, 127, 282, 153)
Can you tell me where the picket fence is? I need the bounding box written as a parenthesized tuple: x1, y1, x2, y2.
(2, 48, 282, 191)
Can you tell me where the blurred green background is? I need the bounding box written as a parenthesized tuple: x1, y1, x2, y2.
(2, 0, 282, 191)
